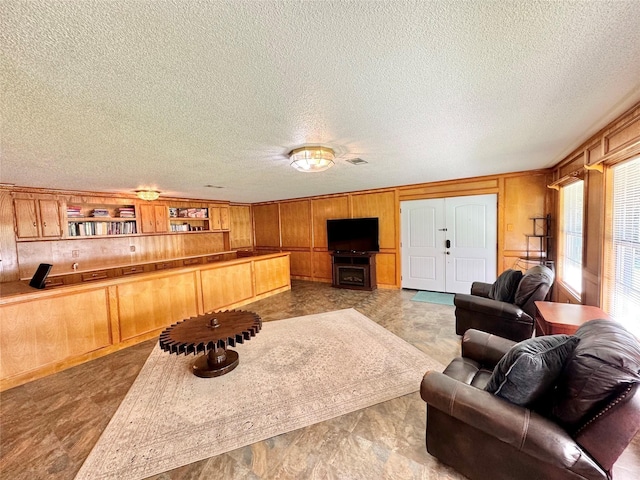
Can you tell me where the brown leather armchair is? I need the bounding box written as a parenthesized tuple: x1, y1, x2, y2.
(454, 265, 554, 341)
(421, 323, 640, 480)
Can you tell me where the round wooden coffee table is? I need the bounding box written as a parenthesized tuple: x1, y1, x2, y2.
(159, 310, 262, 377)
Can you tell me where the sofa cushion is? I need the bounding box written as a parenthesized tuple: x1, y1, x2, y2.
(489, 269, 523, 303)
(551, 319, 640, 430)
(514, 265, 554, 307)
(485, 334, 579, 407)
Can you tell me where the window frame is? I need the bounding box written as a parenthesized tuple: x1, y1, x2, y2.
(558, 178, 585, 298)
(602, 155, 640, 328)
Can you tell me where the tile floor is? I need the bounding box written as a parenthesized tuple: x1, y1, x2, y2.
(0, 280, 638, 479)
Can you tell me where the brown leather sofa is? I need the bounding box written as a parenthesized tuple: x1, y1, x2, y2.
(454, 265, 555, 341)
(421, 322, 640, 480)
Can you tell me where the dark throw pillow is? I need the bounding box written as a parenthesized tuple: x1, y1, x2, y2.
(550, 320, 640, 430)
(489, 269, 523, 303)
(485, 335, 580, 407)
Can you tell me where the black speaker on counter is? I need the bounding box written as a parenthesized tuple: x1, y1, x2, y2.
(29, 263, 53, 289)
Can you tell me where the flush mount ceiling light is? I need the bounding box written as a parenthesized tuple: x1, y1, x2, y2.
(135, 189, 161, 201)
(289, 146, 335, 172)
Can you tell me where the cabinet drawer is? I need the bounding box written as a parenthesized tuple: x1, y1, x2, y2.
(205, 255, 222, 263)
(154, 261, 175, 271)
(121, 265, 146, 276)
(81, 271, 109, 282)
(44, 277, 65, 287)
(182, 258, 202, 266)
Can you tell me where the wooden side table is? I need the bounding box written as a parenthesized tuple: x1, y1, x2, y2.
(534, 301, 611, 336)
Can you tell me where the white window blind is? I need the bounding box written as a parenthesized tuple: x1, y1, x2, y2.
(607, 157, 640, 326)
(561, 180, 584, 294)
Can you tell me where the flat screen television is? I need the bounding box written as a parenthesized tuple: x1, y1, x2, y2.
(327, 217, 379, 253)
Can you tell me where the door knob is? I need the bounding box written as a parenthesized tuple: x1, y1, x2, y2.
(445, 239, 451, 248)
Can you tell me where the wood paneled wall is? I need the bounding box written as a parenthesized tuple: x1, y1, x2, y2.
(551, 101, 640, 307)
(252, 172, 551, 288)
(0, 190, 19, 283)
(500, 173, 551, 271)
(311, 196, 350, 280)
(253, 203, 280, 248)
(15, 232, 227, 279)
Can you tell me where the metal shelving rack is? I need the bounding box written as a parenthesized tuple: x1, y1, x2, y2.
(523, 214, 553, 268)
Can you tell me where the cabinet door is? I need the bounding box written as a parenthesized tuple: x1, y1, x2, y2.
(139, 204, 156, 233)
(38, 200, 62, 237)
(154, 206, 168, 232)
(219, 206, 229, 230)
(210, 207, 222, 231)
(14, 199, 39, 238)
(229, 205, 253, 249)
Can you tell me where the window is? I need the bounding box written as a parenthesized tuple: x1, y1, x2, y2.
(560, 180, 584, 294)
(605, 156, 640, 326)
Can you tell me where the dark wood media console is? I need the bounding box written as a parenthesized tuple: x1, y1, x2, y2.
(331, 252, 377, 291)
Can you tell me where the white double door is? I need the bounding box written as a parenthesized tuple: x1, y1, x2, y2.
(401, 194, 497, 294)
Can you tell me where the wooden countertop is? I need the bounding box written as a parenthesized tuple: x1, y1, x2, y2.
(19, 250, 241, 281)
(0, 252, 290, 304)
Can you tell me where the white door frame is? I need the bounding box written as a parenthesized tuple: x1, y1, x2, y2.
(401, 194, 497, 293)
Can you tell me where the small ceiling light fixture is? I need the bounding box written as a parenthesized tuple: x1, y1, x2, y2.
(289, 146, 335, 172)
(135, 189, 161, 201)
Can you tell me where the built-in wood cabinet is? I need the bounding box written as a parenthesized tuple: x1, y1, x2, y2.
(66, 203, 137, 237)
(14, 198, 62, 239)
(200, 261, 254, 311)
(168, 206, 210, 232)
(139, 204, 168, 233)
(229, 204, 253, 249)
(0, 288, 112, 382)
(0, 252, 291, 391)
(116, 270, 200, 341)
(210, 205, 230, 231)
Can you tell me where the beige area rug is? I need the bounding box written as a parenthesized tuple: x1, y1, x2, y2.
(75, 308, 444, 480)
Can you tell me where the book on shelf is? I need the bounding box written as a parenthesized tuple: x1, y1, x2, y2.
(67, 206, 83, 217)
(171, 223, 191, 232)
(91, 208, 110, 217)
(67, 220, 137, 236)
(117, 207, 135, 218)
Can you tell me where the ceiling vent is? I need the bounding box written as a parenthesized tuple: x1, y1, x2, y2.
(346, 158, 368, 165)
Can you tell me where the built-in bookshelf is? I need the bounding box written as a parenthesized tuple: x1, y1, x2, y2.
(168, 207, 210, 232)
(67, 204, 138, 237)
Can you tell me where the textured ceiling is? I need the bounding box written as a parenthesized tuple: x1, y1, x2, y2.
(1, 1, 640, 203)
